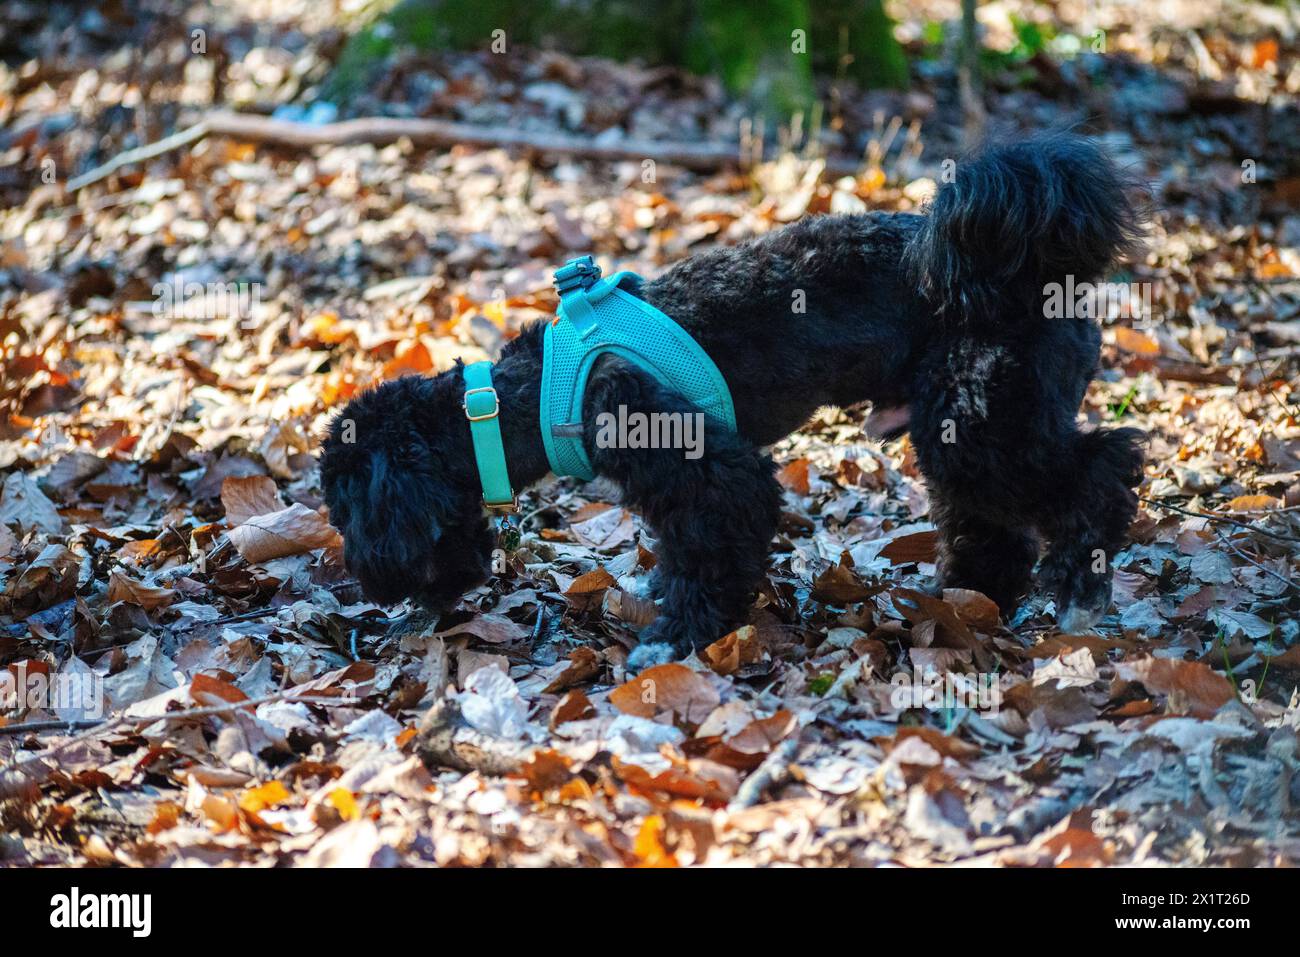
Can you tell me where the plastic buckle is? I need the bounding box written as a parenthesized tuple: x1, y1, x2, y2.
(463, 386, 499, 421)
(553, 256, 601, 295)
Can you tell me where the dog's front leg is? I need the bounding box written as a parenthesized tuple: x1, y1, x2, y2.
(583, 359, 781, 670)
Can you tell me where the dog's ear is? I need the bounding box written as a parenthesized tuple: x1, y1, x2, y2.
(328, 444, 446, 605)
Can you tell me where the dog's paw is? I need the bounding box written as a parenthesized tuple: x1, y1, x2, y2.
(1055, 574, 1113, 634)
(626, 642, 678, 674)
(386, 605, 442, 639)
(1057, 600, 1105, 634)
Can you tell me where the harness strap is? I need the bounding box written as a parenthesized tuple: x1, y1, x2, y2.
(553, 256, 601, 338)
(541, 256, 737, 482)
(462, 360, 515, 512)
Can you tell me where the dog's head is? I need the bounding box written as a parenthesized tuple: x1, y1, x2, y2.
(320, 372, 493, 611)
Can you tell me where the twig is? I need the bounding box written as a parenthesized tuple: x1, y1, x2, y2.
(169, 606, 281, 632)
(66, 120, 212, 190)
(414, 694, 533, 775)
(728, 733, 801, 810)
(1139, 497, 1300, 543)
(1214, 529, 1296, 592)
(0, 718, 103, 736)
(1, 689, 360, 741)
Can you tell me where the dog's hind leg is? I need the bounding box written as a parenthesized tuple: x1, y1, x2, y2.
(583, 360, 781, 670)
(1037, 427, 1144, 632)
(914, 392, 1142, 630)
(908, 337, 1143, 627)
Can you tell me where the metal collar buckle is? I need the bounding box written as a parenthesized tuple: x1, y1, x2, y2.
(463, 386, 499, 422)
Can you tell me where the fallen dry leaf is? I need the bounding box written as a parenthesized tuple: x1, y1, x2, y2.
(610, 663, 720, 724)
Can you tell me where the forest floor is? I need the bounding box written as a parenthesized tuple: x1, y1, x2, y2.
(1, 0, 1298, 866)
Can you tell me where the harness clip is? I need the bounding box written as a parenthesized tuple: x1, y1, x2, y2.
(553, 256, 601, 295)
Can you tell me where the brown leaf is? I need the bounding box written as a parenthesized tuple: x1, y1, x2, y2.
(1113, 656, 1234, 718)
(570, 507, 636, 549)
(550, 690, 597, 728)
(435, 613, 529, 644)
(106, 570, 175, 611)
(811, 562, 874, 604)
(0, 471, 64, 535)
(881, 530, 939, 565)
(942, 588, 1000, 632)
(613, 756, 734, 805)
(3, 544, 79, 616)
(191, 673, 249, 705)
(603, 587, 660, 626)
(258, 420, 312, 480)
(1034, 810, 1114, 867)
(702, 625, 765, 676)
(707, 710, 797, 770)
(226, 503, 342, 563)
(521, 749, 573, 791)
(563, 567, 617, 597)
(881, 726, 981, 760)
(610, 663, 719, 723)
(1027, 633, 1140, 662)
(892, 588, 994, 671)
(542, 647, 603, 694)
(221, 474, 284, 527)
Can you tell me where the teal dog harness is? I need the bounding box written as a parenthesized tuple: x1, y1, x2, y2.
(541, 256, 736, 481)
(462, 256, 737, 510)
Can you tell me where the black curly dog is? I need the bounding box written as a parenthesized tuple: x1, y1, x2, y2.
(321, 134, 1146, 669)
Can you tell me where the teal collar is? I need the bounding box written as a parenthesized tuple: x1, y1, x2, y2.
(462, 360, 516, 512)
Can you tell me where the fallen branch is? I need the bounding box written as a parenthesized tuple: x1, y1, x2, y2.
(66, 121, 212, 190)
(728, 734, 801, 810)
(1139, 497, 1300, 543)
(414, 695, 533, 776)
(66, 111, 748, 192)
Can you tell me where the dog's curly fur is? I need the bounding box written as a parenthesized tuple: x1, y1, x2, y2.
(321, 134, 1147, 667)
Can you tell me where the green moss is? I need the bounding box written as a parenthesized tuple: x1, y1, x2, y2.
(323, 0, 909, 117)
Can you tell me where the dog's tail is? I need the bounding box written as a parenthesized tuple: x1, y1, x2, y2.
(904, 133, 1145, 323)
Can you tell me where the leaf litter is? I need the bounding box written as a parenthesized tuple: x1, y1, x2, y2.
(1, 0, 1299, 867)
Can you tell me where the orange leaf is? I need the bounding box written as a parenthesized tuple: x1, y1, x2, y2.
(776, 458, 810, 495)
(632, 814, 679, 867)
(327, 787, 360, 821)
(381, 340, 433, 379)
(239, 780, 290, 813)
(1226, 494, 1278, 512)
(550, 690, 596, 728)
(1114, 327, 1160, 355)
(191, 673, 248, 705)
(542, 647, 603, 694)
(147, 802, 182, 835)
(564, 567, 617, 596)
(1253, 38, 1279, 68)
